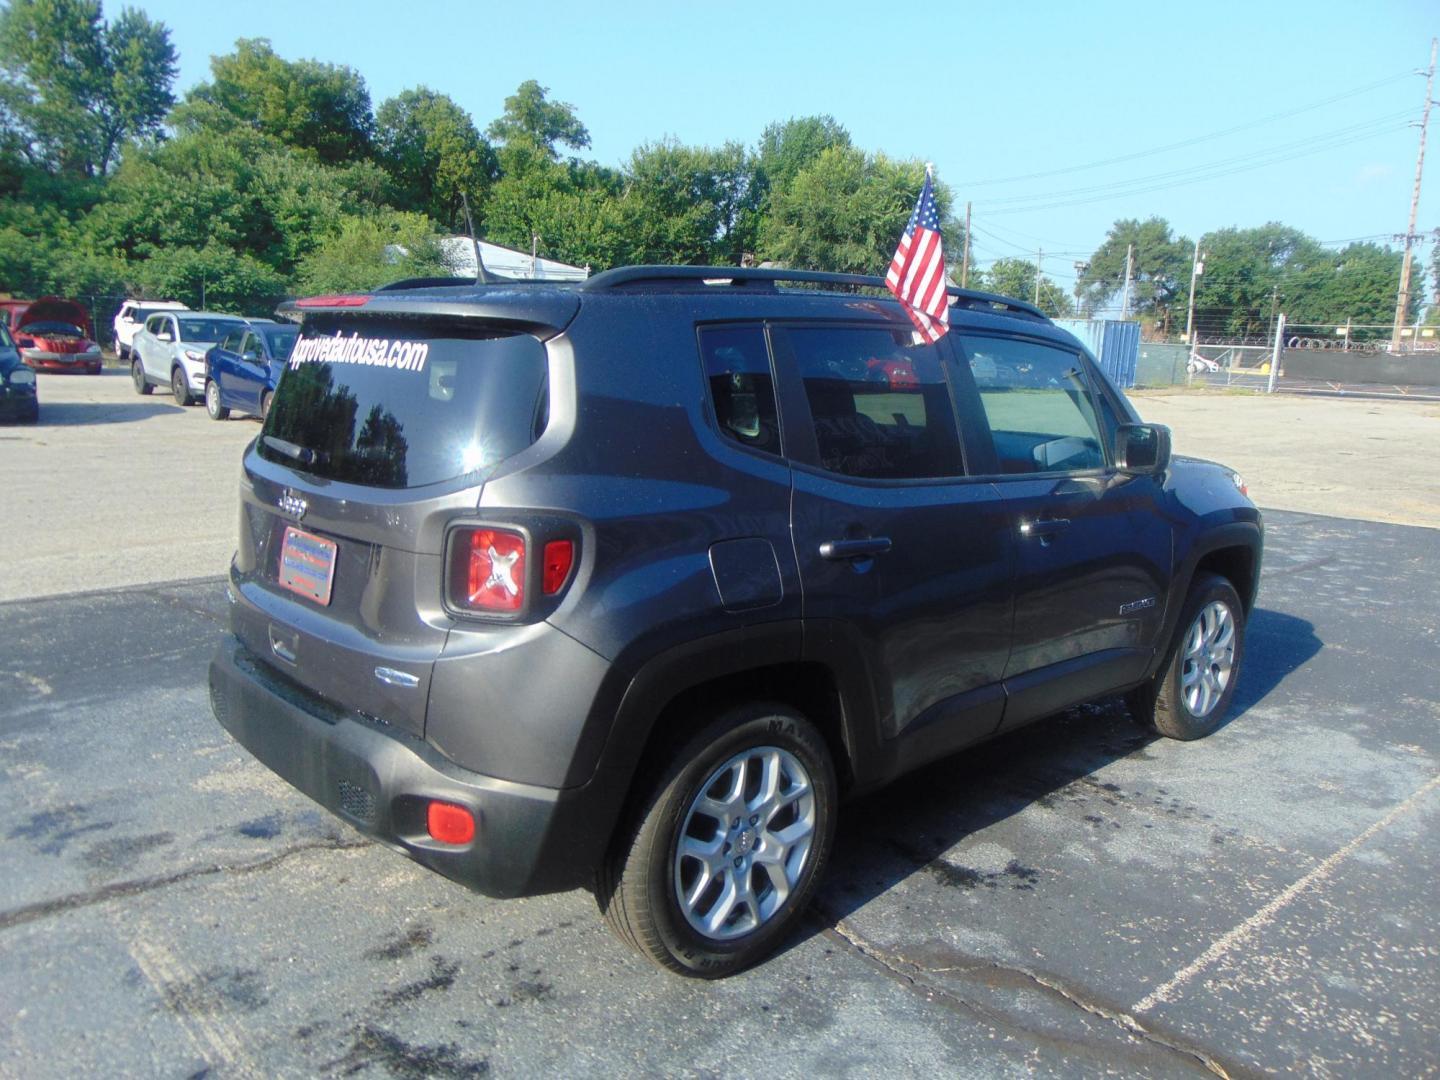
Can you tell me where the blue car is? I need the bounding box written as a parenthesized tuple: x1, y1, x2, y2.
(203, 319, 299, 421)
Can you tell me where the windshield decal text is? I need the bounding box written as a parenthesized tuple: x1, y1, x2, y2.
(290, 332, 430, 373)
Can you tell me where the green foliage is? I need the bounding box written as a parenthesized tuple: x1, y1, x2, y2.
(610, 139, 755, 265)
(486, 80, 590, 161)
(759, 147, 954, 275)
(0, 0, 176, 176)
(972, 258, 1074, 317)
(128, 241, 287, 310)
(295, 211, 455, 294)
(1078, 217, 1191, 327)
(179, 38, 373, 164)
(376, 87, 497, 230)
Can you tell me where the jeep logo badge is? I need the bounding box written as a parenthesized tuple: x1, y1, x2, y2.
(278, 489, 308, 520)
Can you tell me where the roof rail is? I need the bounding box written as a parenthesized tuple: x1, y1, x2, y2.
(579, 265, 1049, 321)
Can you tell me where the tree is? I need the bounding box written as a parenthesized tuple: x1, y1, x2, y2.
(759, 147, 956, 275)
(179, 38, 374, 164)
(485, 80, 589, 161)
(375, 88, 497, 230)
(1078, 218, 1190, 327)
(610, 139, 755, 265)
(0, 0, 176, 176)
(752, 115, 850, 202)
(295, 211, 456, 294)
(974, 258, 1074, 317)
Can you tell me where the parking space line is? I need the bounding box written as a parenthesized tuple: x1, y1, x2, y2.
(1133, 772, 1440, 1013)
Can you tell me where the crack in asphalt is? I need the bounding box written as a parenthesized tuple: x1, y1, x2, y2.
(820, 913, 1241, 1079)
(0, 836, 369, 932)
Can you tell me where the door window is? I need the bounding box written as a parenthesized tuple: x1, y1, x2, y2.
(960, 335, 1106, 474)
(788, 326, 963, 480)
(699, 325, 781, 456)
(219, 329, 245, 353)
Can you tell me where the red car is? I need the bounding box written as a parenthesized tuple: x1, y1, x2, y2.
(0, 297, 103, 374)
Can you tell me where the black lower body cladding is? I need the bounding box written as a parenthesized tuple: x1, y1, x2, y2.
(208, 635, 605, 897)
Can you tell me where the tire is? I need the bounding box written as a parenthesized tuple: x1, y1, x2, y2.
(596, 702, 837, 978)
(132, 359, 152, 395)
(205, 379, 230, 420)
(1128, 572, 1245, 740)
(172, 367, 193, 406)
(118, 344, 129, 362)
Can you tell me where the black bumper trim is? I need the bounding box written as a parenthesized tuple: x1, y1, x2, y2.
(208, 635, 595, 897)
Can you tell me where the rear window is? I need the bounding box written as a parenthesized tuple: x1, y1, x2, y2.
(257, 317, 548, 489)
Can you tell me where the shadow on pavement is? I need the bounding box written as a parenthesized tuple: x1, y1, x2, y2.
(789, 605, 1322, 951)
(36, 400, 185, 425)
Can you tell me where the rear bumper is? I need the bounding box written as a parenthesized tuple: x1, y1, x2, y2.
(208, 634, 602, 897)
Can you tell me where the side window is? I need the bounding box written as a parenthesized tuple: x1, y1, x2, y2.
(960, 335, 1106, 474)
(144, 315, 162, 334)
(219, 330, 244, 353)
(699, 325, 781, 456)
(788, 326, 963, 480)
(241, 332, 261, 357)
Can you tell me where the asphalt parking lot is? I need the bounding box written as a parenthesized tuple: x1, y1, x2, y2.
(1, 371, 1438, 1077)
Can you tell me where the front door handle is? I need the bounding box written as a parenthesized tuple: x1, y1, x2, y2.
(1021, 518, 1071, 539)
(819, 537, 893, 560)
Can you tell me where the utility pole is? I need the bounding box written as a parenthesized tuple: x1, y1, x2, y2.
(1184, 237, 1204, 343)
(1034, 247, 1043, 306)
(1121, 243, 1134, 319)
(1391, 37, 1436, 353)
(961, 201, 972, 287)
(1073, 261, 1089, 313)
(1268, 284, 1280, 342)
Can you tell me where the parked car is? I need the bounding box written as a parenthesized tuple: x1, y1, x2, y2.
(114, 299, 188, 361)
(131, 310, 247, 405)
(210, 266, 1263, 977)
(0, 321, 38, 423)
(7, 297, 102, 374)
(203, 318, 299, 421)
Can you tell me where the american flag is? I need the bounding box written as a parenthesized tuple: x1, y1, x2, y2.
(885, 169, 949, 343)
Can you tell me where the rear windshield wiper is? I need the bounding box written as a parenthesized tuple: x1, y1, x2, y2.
(262, 436, 327, 467)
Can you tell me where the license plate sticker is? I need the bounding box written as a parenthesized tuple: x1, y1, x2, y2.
(278, 526, 338, 606)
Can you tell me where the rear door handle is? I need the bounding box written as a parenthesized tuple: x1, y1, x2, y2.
(819, 537, 893, 560)
(1021, 518, 1071, 539)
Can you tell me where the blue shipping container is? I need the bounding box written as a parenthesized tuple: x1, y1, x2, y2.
(1054, 319, 1141, 389)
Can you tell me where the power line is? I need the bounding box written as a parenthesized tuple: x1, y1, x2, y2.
(984, 119, 1413, 215)
(954, 70, 1415, 187)
(977, 109, 1414, 210)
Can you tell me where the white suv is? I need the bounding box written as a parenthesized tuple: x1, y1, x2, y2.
(131, 311, 247, 405)
(113, 299, 187, 361)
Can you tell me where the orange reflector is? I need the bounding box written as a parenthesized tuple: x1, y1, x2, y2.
(426, 801, 475, 844)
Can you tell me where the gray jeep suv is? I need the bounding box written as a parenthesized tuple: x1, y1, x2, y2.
(210, 266, 1262, 976)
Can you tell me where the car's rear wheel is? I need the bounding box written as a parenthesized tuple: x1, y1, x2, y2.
(131, 359, 152, 395)
(597, 702, 837, 977)
(172, 367, 193, 406)
(205, 380, 229, 420)
(1128, 572, 1245, 740)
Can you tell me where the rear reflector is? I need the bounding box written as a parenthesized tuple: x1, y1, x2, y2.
(542, 540, 574, 595)
(295, 294, 371, 308)
(426, 801, 475, 844)
(450, 527, 526, 613)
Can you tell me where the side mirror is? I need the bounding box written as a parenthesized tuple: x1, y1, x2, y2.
(242, 350, 260, 362)
(157, 330, 173, 343)
(1115, 423, 1171, 475)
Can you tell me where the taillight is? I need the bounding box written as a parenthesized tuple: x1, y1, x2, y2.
(542, 540, 574, 595)
(449, 527, 526, 612)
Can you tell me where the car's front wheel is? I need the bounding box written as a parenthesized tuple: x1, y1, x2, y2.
(172, 367, 193, 406)
(597, 702, 837, 977)
(205, 379, 229, 420)
(1129, 572, 1246, 740)
(131, 359, 152, 395)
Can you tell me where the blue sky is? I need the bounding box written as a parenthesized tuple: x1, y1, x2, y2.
(139, 0, 1436, 286)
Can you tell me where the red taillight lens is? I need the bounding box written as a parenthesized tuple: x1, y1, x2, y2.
(426, 801, 474, 844)
(542, 540, 574, 595)
(450, 527, 526, 612)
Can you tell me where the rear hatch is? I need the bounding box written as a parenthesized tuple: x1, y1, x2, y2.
(230, 308, 559, 736)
